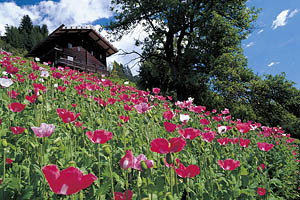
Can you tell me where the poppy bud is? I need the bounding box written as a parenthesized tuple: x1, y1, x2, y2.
(53, 137, 61, 144)
(24, 129, 29, 134)
(96, 119, 101, 125)
(137, 175, 142, 187)
(103, 146, 111, 156)
(38, 95, 43, 103)
(2, 139, 7, 147)
(160, 157, 165, 165)
(69, 160, 76, 166)
(72, 126, 77, 134)
(166, 192, 173, 200)
(141, 160, 148, 171)
(66, 123, 71, 130)
(166, 153, 172, 165)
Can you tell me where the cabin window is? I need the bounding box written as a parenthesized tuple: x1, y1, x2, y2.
(91, 51, 93, 56)
(77, 47, 80, 51)
(99, 54, 103, 60)
(67, 56, 73, 61)
(68, 43, 72, 48)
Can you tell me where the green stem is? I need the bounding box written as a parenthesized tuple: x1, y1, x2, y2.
(3, 148, 6, 182)
(98, 145, 101, 200)
(109, 156, 115, 199)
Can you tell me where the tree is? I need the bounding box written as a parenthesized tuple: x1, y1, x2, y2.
(19, 15, 33, 34)
(108, 0, 259, 102)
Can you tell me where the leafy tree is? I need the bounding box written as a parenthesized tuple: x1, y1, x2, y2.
(108, 0, 259, 101)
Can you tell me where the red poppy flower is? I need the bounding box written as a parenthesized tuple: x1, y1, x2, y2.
(6, 158, 13, 164)
(174, 163, 200, 178)
(257, 187, 266, 196)
(120, 115, 130, 123)
(57, 108, 80, 123)
(8, 102, 26, 112)
(257, 163, 265, 171)
(163, 110, 175, 120)
(8, 90, 19, 99)
(115, 190, 133, 200)
(42, 165, 97, 195)
(11, 126, 25, 135)
(239, 138, 250, 148)
(257, 142, 274, 152)
(218, 159, 240, 171)
(164, 122, 177, 133)
(86, 130, 113, 144)
(150, 137, 186, 154)
(179, 128, 200, 140)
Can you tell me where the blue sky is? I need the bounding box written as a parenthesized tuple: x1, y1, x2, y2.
(0, 0, 299, 88)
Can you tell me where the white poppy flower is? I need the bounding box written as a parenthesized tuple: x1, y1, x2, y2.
(0, 78, 13, 87)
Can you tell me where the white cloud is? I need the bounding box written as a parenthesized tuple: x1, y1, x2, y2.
(267, 61, 280, 67)
(0, 0, 113, 35)
(272, 8, 299, 30)
(245, 42, 254, 48)
(288, 8, 299, 18)
(257, 29, 264, 34)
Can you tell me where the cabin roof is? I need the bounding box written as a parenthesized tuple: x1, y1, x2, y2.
(26, 24, 118, 57)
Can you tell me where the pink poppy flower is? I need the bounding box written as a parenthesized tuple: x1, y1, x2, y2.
(179, 127, 200, 140)
(150, 137, 186, 154)
(218, 159, 240, 171)
(115, 190, 133, 200)
(31, 123, 55, 138)
(133, 154, 154, 171)
(257, 142, 274, 152)
(86, 130, 113, 144)
(257, 187, 266, 196)
(120, 150, 135, 170)
(57, 108, 80, 123)
(42, 165, 97, 195)
(152, 88, 160, 94)
(174, 163, 200, 178)
(134, 102, 152, 114)
(11, 126, 25, 135)
(239, 138, 250, 148)
(120, 150, 153, 171)
(164, 122, 177, 133)
(8, 102, 26, 112)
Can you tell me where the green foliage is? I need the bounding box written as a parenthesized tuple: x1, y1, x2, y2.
(111, 61, 135, 82)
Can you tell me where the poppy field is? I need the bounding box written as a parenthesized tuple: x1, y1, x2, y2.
(0, 50, 300, 199)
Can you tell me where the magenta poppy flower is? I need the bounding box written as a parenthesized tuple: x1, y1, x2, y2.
(257, 187, 266, 196)
(6, 158, 13, 164)
(179, 127, 200, 140)
(120, 150, 134, 170)
(42, 165, 97, 195)
(218, 159, 240, 171)
(257, 142, 274, 152)
(200, 119, 210, 125)
(164, 122, 177, 133)
(31, 123, 55, 138)
(217, 137, 230, 146)
(11, 126, 25, 135)
(86, 130, 113, 144)
(26, 94, 37, 103)
(150, 137, 186, 154)
(57, 108, 80, 123)
(201, 131, 215, 142)
(257, 163, 265, 171)
(236, 123, 251, 133)
(152, 88, 160, 94)
(8, 102, 26, 112)
(163, 110, 175, 120)
(239, 138, 250, 148)
(120, 150, 153, 171)
(174, 163, 200, 178)
(8, 90, 19, 99)
(115, 190, 133, 200)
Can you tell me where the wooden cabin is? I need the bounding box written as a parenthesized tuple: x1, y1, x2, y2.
(25, 24, 118, 76)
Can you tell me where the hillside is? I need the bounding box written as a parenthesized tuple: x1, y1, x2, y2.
(0, 50, 299, 199)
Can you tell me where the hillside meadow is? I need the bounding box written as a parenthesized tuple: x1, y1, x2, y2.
(0, 50, 299, 199)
